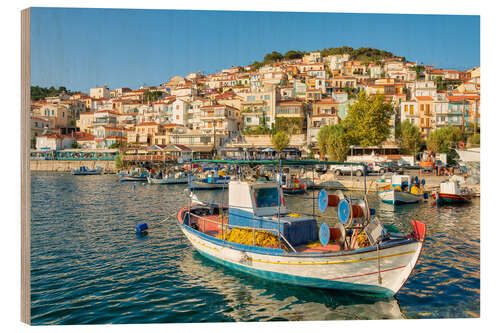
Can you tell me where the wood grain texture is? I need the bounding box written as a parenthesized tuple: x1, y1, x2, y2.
(21, 7, 31, 325)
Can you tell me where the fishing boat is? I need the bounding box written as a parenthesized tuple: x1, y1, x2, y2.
(71, 166, 103, 175)
(176, 160, 426, 297)
(282, 177, 306, 195)
(119, 169, 148, 182)
(147, 171, 190, 184)
(189, 169, 231, 190)
(378, 175, 426, 205)
(280, 169, 307, 194)
(432, 179, 472, 205)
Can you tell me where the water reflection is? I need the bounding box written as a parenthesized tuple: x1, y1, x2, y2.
(177, 249, 405, 321)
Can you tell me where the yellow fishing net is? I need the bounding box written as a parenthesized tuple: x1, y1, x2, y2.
(410, 185, 421, 195)
(357, 231, 371, 248)
(224, 228, 280, 248)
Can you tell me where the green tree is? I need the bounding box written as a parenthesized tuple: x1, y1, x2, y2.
(426, 126, 464, 153)
(324, 125, 351, 162)
(397, 120, 422, 157)
(317, 125, 351, 162)
(343, 91, 394, 147)
(114, 153, 124, 170)
(468, 133, 480, 146)
(284, 50, 303, 60)
(250, 61, 264, 71)
(144, 91, 163, 103)
(272, 131, 290, 156)
(263, 51, 284, 63)
(275, 117, 303, 135)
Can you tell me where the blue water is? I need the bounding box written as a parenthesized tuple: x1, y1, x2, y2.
(30, 173, 480, 324)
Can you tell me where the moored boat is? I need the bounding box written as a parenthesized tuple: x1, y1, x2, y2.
(147, 171, 190, 184)
(280, 170, 307, 195)
(177, 162, 426, 297)
(71, 166, 103, 175)
(189, 169, 231, 190)
(378, 175, 426, 205)
(119, 169, 148, 181)
(432, 180, 472, 205)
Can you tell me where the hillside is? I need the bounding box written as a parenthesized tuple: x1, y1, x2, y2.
(251, 46, 403, 69)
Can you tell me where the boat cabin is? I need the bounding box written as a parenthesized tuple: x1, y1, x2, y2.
(391, 175, 410, 187)
(440, 181, 460, 195)
(228, 181, 318, 247)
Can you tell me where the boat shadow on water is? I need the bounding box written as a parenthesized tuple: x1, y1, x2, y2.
(178, 249, 406, 321)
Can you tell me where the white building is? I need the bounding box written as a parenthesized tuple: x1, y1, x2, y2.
(172, 99, 190, 126)
(35, 134, 74, 150)
(90, 86, 110, 99)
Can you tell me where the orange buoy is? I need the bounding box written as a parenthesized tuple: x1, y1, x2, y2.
(459, 142, 465, 149)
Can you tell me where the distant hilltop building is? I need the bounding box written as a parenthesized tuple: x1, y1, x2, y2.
(90, 85, 110, 99)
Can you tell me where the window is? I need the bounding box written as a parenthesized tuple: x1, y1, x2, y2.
(254, 188, 279, 207)
(410, 105, 414, 115)
(52, 110, 55, 116)
(265, 95, 270, 100)
(420, 104, 424, 112)
(246, 117, 252, 123)
(404, 105, 408, 112)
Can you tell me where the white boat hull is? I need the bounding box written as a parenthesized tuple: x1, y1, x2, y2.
(178, 223, 423, 296)
(378, 189, 422, 205)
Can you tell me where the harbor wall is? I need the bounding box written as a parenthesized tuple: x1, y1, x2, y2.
(30, 160, 116, 173)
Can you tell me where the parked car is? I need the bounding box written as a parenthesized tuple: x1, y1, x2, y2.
(331, 164, 367, 177)
(315, 165, 328, 174)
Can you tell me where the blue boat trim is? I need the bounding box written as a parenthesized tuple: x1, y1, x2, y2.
(195, 247, 395, 297)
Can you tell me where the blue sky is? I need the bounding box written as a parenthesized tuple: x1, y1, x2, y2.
(30, 8, 480, 92)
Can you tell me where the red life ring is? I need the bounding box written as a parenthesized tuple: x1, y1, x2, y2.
(458, 142, 465, 149)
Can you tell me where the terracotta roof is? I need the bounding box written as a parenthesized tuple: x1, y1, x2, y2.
(415, 96, 434, 101)
(136, 122, 160, 126)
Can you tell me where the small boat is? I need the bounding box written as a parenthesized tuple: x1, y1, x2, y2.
(147, 171, 190, 184)
(432, 179, 472, 205)
(280, 171, 307, 195)
(282, 179, 306, 195)
(177, 177, 426, 297)
(189, 170, 231, 190)
(119, 170, 148, 182)
(71, 166, 103, 175)
(378, 175, 425, 205)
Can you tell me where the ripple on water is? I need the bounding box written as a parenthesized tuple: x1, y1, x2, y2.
(30, 173, 480, 324)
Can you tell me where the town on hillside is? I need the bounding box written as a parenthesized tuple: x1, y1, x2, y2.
(30, 49, 480, 166)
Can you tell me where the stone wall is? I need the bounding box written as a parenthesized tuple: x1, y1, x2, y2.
(30, 160, 116, 173)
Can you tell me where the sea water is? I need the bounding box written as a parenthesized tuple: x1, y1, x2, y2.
(30, 173, 480, 324)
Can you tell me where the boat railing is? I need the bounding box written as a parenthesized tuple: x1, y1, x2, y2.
(188, 211, 297, 252)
